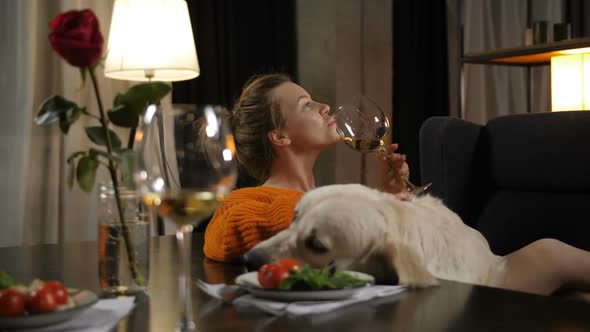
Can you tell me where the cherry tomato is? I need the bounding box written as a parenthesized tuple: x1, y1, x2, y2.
(257, 263, 288, 289)
(42, 281, 68, 305)
(26, 288, 57, 314)
(0, 289, 25, 316)
(278, 258, 301, 273)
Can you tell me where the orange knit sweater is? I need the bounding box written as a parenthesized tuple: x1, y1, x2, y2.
(203, 187, 303, 263)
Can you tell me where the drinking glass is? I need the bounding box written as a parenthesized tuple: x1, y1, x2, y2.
(330, 95, 431, 194)
(134, 104, 237, 331)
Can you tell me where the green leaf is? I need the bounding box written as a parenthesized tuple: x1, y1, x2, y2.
(112, 82, 171, 126)
(67, 151, 87, 188)
(123, 82, 172, 105)
(59, 106, 83, 134)
(67, 151, 87, 163)
(118, 149, 136, 188)
(0, 271, 19, 290)
(278, 265, 368, 290)
(76, 156, 98, 192)
(35, 95, 79, 127)
(108, 104, 138, 128)
(85, 126, 122, 149)
(89, 148, 116, 161)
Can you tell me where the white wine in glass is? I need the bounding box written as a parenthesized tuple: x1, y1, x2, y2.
(332, 95, 431, 195)
(143, 191, 225, 226)
(135, 104, 237, 331)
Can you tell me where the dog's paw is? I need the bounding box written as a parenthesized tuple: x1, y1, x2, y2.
(399, 272, 439, 288)
(386, 240, 439, 288)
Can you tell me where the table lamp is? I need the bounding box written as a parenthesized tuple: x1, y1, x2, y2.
(104, 0, 199, 236)
(104, 0, 199, 82)
(551, 54, 590, 112)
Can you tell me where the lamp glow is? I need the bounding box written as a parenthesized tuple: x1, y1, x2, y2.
(551, 54, 590, 111)
(105, 0, 199, 82)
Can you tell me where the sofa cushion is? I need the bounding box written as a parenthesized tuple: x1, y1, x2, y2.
(486, 112, 590, 191)
(476, 190, 590, 255)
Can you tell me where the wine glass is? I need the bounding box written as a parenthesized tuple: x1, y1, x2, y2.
(330, 95, 431, 195)
(134, 104, 237, 331)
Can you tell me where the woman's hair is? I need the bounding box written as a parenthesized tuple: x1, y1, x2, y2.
(228, 73, 291, 184)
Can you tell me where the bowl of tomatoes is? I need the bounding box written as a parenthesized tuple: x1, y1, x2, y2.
(0, 272, 98, 329)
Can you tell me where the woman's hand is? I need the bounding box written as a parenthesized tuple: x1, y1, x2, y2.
(380, 143, 410, 194)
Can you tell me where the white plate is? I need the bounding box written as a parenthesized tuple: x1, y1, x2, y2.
(0, 289, 99, 329)
(235, 271, 374, 301)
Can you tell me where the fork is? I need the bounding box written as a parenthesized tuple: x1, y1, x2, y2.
(196, 279, 246, 304)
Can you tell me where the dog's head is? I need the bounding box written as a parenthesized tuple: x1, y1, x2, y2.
(289, 184, 391, 268)
(243, 184, 438, 287)
(244, 184, 387, 269)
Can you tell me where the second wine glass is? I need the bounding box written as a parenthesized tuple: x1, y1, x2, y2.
(134, 104, 237, 331)
(330, 95, 431, 195)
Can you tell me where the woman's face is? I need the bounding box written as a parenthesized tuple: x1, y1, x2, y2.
(271, 82, 340, 151)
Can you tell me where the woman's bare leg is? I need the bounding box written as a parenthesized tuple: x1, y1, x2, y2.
(500, 239, 590, 295)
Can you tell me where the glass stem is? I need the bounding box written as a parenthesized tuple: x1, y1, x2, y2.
(176, 225, 195, 331)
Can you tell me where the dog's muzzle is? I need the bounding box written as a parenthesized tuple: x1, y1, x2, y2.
(242, 249, 272, 272)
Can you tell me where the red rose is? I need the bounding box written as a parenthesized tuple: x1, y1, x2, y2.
(49, 9, 104, 67)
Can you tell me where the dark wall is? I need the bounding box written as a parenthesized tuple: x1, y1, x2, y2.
(392, 0, 450, 184)
(566, 0, 590, 38)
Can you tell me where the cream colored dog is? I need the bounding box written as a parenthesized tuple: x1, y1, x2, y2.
(244, 184, 508, 288)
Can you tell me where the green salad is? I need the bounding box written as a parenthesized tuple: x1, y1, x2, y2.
(278, 265, 369, 290)
(0, 271, 19, 290)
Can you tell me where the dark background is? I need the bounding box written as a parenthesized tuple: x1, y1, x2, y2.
(173, 0, 298, 109)
(173, 0, 450, 187)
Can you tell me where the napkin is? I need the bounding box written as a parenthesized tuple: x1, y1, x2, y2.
(26, 296, 135, 332)
(233, 285, 405, 316)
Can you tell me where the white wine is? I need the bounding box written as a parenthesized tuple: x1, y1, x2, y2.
(143, 191, 225, 226)
(341, 137, 384, 153)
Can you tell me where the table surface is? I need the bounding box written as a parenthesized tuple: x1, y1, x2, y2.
(1, 233, 590, 332)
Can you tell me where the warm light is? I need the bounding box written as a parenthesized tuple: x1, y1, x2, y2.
(551, 54, 590, 111)
(204, 106, 219, 138)
(222, 149, 233, 161)
(144, 104, 158, 123)
(104, 0, 199, 82)
(559, 47, 590, 55)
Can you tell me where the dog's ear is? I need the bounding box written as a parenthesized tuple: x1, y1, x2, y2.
(384, 238, 439, 288)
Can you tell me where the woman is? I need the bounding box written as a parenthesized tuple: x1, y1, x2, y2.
(204, 74, 590, 300)
(204, 74, 409, 263)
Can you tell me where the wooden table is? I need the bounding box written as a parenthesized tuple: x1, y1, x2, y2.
(1, 234, 590, 331)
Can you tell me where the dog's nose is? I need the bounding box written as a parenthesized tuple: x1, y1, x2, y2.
(241, 249, 271, 272)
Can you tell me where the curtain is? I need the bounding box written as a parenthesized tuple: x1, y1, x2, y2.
(172, 0, 297, 108)
(0, 0, 133, 247)
(463, 0, 563, 124)
(392, 0, 450, 185)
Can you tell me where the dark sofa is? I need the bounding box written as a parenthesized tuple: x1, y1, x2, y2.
(419, 111, 590, 255)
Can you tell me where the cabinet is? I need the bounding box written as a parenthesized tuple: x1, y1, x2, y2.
(460, 37, 590, 113)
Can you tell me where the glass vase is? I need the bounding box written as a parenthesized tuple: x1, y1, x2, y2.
(97, 182, 150, 295)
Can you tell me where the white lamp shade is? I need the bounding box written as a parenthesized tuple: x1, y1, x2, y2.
(105, 0, 200, 82)
(551, 54, 590, 111)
